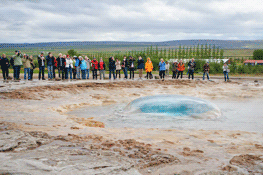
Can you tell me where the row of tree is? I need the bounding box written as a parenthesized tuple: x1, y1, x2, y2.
(68, 44, 224, 61)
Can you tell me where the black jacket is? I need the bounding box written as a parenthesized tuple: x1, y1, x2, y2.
(46, 55, 54, 66)
(1, 57, 10, 69)
(57, 57, 66, 67)
(188, 61, 196, 71)
(122, 59, 128, 68)
(128, 58, 135, 70)
(38, 55, 46, 67)
(109, 58, 116, 71)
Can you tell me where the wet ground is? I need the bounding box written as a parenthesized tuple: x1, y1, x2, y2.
(0, 78, 263, 174)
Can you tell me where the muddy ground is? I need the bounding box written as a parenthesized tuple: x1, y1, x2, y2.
(0, 78, 263, 174)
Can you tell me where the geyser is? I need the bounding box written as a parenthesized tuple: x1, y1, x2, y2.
(125, 95, 221, 119)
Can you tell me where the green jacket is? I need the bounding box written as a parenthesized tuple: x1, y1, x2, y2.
(13, 54, 23, 66)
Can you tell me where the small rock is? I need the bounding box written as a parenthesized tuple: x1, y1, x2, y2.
(183, 147, 191, 152)
(223, 165, 237, 172)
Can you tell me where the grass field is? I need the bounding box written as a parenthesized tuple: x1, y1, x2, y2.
(0, 48, 255, 59)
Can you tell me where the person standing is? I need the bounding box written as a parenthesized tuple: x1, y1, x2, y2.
(137, 56, 144, 79)
(13, 50, 23, 80)
(91, 57, 98, 80)
(128, 56, 135, 79)
(122, 56, 128, 79)
(177, 59, 185, 79)
(78, 56, 86, 79)
(46, 52, 54, 80)
(85, 56, 91, 79)
(98, 58, 106, 80)
(53, 56, 57, 79)
(75, 56, 81, 79)
(57, 53, 65, 80)
(38, 52, 46, 80)
(159, 58, 166, 81)
(72, 56, 77, 79)
(22, 55, 31, 80)
(165, 61, 170, 77)
(109, 57, 116, 80)
(172, 61, 178, 79)
(145, 57, 153, 79)
(1, 54, 10, 81)
(203, 62, 210, 80)
(29, 55, 35, 81)
(188, 58, 196, 79)
(115, 58, 121, 79)
(223, 63, 230, 82)
(65, 56, 73, 80)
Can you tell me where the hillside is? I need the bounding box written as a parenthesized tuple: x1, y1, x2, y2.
(1, 40, 263, 50)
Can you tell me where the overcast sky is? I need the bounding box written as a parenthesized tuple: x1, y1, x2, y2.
(0, 0, 262, 43)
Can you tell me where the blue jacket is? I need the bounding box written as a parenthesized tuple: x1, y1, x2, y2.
(137, 59, 144, 69)
(80, 60, 87, 70)
(75, 58, 80, 67)
(159, 62, 166, 71)
(46, 55, 54, 66)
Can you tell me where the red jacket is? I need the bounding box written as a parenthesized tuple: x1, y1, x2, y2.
(91, 60, 99, 70)
(99, 61, 105, 70)
(177, 63, 185, 71)
(54, 58, 58, 67)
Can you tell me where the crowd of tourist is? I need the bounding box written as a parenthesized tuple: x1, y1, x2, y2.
(0, 50, 230, 82)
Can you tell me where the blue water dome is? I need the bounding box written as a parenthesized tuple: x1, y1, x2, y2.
(124, 95, 221, 119)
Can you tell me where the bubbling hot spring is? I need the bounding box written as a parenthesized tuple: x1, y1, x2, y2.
(124, 95, 221, 119)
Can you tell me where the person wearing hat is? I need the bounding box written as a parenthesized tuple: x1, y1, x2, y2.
(172, 61, 178, 79)
(203, 62, 210, 80)
(13, 50, 23, 80)
(38, 52, 46, 80)
(46, 52, 54, 80)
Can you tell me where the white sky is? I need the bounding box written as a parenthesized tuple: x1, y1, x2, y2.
(0, 0, 263, 43)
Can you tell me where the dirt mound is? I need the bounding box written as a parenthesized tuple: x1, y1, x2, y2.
(0, 80, 215, 100)
(224, 154, 263, 173)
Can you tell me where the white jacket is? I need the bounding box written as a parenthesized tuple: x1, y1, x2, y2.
(223, 65, 228, 72)
(165, 63, 170, 70)
(66, 59, 73, 68)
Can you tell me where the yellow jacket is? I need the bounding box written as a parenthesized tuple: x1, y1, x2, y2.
(145, 58, 153, 72)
